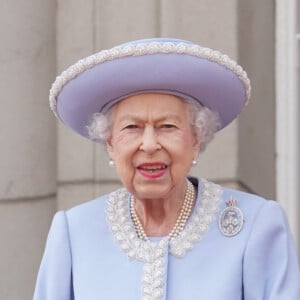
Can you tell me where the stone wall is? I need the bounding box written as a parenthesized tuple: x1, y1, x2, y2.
(0, 1, 56, 299)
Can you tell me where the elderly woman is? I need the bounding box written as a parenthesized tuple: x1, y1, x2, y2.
(34, 38, 300, 299)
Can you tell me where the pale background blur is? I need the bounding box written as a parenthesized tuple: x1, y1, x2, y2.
(0, 1, 299, 299)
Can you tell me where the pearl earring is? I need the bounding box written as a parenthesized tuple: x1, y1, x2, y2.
(109, 159, 115, 167)
(192, 159, 197, 166)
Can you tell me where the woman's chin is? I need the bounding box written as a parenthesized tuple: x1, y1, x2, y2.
(132, 182, 172, 201)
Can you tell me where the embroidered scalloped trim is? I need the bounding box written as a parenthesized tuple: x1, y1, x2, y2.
(105, 178, 222, 300)
(49, 41, 251, 118)
(169, 180, 222, 257)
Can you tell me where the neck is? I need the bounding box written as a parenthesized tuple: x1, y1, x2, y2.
(131, 179, 195, 238)
(135, 198, 181, 236)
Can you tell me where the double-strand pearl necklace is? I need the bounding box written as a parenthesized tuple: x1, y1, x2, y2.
(130, 179, 195, 241)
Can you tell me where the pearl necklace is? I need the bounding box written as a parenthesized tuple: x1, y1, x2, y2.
(130, 179, 195, 240)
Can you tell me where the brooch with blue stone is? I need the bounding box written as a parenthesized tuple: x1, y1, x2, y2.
(219, 197, 244, 236)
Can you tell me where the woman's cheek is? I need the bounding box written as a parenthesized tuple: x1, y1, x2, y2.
(114, 132, 139, 144)
(165, 131, 192, 145)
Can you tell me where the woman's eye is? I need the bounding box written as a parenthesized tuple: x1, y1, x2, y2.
(123, 124, 139, 130)
(161, 124, 176, 129)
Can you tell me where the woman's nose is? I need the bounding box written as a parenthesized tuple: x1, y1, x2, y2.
(139, 125, 161, 153)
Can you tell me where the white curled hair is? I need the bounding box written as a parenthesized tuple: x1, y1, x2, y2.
(87, 99, 221, 152)
(186, 100, 221, 152)
(87, 106, 116, 143)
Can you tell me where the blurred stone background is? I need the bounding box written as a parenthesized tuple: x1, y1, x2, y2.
(0, 0, 299, 299)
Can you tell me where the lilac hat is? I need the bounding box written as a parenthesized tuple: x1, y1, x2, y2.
(50, 38, 251, 139)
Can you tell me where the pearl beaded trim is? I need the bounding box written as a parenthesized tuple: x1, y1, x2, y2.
(49, 41, 251, 118)
(106, 178, 222, 300)
(130, 179, 195, 240)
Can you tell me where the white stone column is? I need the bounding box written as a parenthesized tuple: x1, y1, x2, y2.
(0, 1, 56, 299)
(56, 0, 96, 210)
(237, 0, 276, 199)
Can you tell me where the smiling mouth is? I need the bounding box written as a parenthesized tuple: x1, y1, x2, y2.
(137, 163, 168, 173)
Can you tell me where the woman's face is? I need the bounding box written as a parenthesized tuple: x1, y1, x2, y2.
(106, 93, 200, 200)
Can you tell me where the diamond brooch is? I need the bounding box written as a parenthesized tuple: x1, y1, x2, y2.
(219, 197, 244, 237)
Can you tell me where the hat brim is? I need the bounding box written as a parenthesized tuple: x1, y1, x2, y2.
(51, 39, 250, 139)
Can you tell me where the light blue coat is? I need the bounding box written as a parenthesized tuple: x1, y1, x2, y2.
(34, 178, 300, 299)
